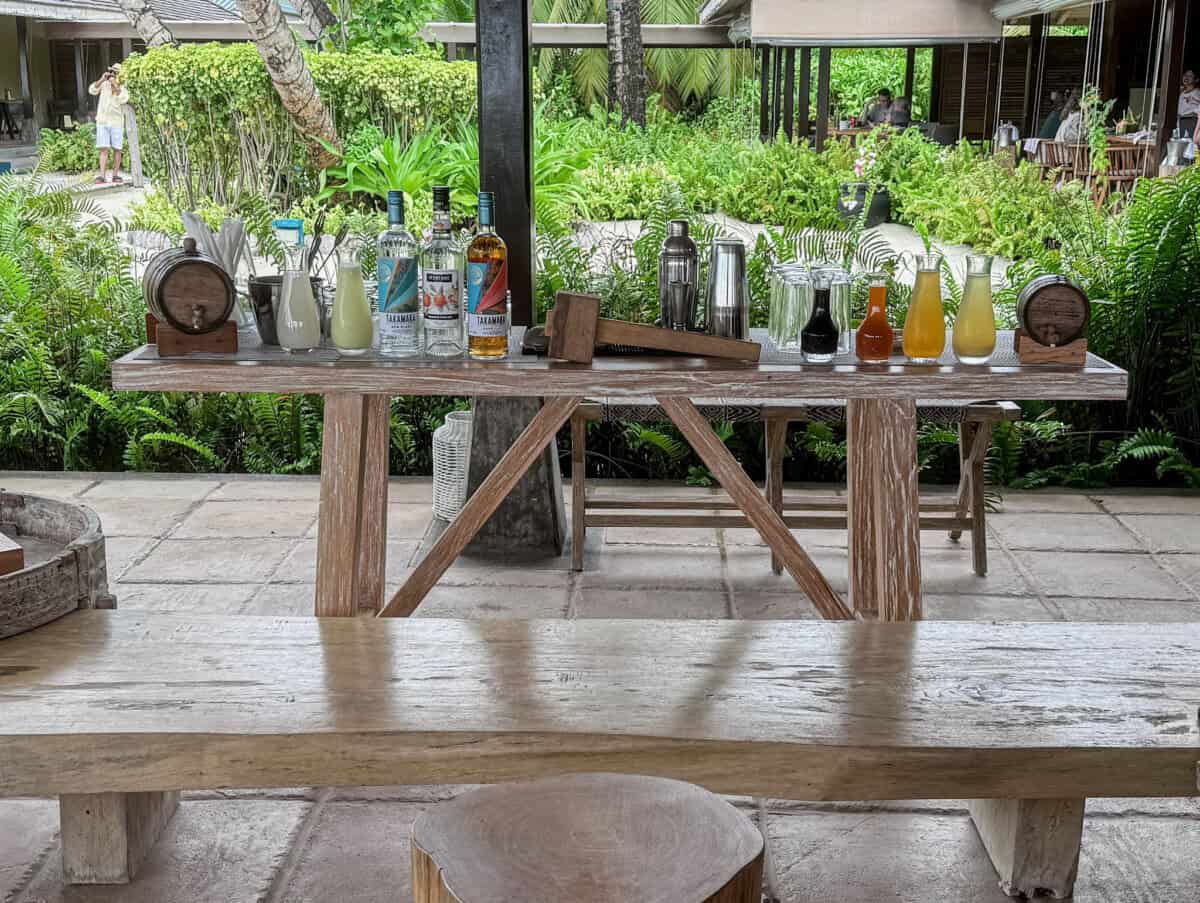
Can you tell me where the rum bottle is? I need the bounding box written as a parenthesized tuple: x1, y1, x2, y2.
(421, 186, 464, 357)
(466, 191, 509, 359)
(856, 274, 894, 363)
(377, 190, 420, 357)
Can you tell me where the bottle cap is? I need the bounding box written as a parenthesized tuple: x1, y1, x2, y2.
(386, 190, 404, 223)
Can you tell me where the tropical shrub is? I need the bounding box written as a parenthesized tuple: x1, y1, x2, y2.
(38, 126, 105, 174)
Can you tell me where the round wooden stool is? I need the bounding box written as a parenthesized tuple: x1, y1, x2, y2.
(411, 773, 764, 903)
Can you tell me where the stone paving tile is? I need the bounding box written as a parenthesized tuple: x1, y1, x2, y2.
(387, 479, 435, 504)
(414, 584, 570, 618)
(765, 809, 1013, 903)
(18, 799, 309, 903)
(173, 500, 318, 540)
(84, 496, 196, 537)
(79, 477, 217, 501)
(122, 538, 297, 584)
(577, 546, 726, 590)
(996, 490, 1102, 513)
(1115, 514, 1200, 554)
(432, 555, 572, 588)
(1046, 596, 1200, 622)
(923, 593, 1058, 621)
(572, 588, 729, 619)
(0, 799, 58, 902)
(724, 527, 848, 548)
(604, 521, 721, 546)
(240, 584, 317, 617)
(276, 801, 426, 903)
(114, 582, 259, 614)
(1095, 492, 1200, 514)
(730, 590, 820, 620)
(1015, 551, 1193, 600)
(725, 547, 849, 594)
(208, 478, 322, 501)
(1075, 813, 1200, 902)
(989, 513, 1145, 552)
(305, 503, 432, 541)
(103, 535, 158, 582)
(1161, 554, 1200, 595)
(272, 539, 420, 586)
(919, 546, 1035, 597)
(0, 476, 95, 498)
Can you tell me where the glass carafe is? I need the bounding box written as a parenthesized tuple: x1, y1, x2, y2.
(856, 273, 894, 363)
(331, 239, 374, 356)
(828, 268, 852, 355)
(952, 254, 997, 365)
(274, 221, 321, 354)
(903, 253, 946, 364)
(802, 267, 839, 363)
(769, 266, 811, 353)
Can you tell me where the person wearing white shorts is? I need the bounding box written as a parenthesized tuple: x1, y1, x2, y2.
(88, 63, 130, 184)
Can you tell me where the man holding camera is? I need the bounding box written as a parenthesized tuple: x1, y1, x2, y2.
(88, 63, 130, 184)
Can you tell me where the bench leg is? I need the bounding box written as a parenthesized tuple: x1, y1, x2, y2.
(968, 798, 1084, 900)
(60, 790, 179, 884)
(764, 418, 789, 576)
(571, 413, 586, 572)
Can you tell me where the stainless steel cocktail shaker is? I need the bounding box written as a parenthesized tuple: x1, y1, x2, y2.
(658, 220, 699, 330)
(705, 239, 750, 340)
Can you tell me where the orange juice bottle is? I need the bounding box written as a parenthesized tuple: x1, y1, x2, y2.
(903, 253, 946, 363)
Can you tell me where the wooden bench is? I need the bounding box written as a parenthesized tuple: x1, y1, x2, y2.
(1, 611, 1196, 897)
(571, 399, 1020, 577)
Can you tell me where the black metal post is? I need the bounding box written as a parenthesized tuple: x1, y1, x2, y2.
(1157, 0, 1188, 158)
(1023, 14, 1045, 136)
(758, 44, 771, 142)
(770, 46, 783, 138)
(72, 41, 87, 122)
(16, 18, 32, 123)
(903, 46, 916, 100)
(474, 0, 534, 326)
(797, 47, 811, 142)
(782, 48, 796, 141)
(815, 47, 831, 152)
(930, 45, 944, 123)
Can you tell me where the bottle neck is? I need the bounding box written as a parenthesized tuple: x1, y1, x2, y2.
(867, 285, 888, 318)
(432, 210, 451, 235)
(812, 287, 832, 312)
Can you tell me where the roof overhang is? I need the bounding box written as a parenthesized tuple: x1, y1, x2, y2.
(701, 0, 1003, 45)
(421, 21, 735, 48)
(991, 0, 1098, 19)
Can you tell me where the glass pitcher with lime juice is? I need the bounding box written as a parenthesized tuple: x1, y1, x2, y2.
(331, 237, 374, 356)
(952, 254, 997, 365)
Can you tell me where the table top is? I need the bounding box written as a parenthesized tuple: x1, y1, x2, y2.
(111, 328, 1128, 401)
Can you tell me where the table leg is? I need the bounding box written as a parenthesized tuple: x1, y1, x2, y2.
(658, 397, 852, 621)
(379, 397, 582, 618)
(315, 393, 390, 617)
(846, 398, 921, 621)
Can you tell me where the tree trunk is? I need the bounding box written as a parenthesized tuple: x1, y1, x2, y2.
(235, 0, 341, 168)
(606, 0, 647, 127)
(295, 0, 339, 43)
(115, 0, 174, 48)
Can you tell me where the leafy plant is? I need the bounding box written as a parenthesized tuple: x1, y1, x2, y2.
(38, 126, 107, 174)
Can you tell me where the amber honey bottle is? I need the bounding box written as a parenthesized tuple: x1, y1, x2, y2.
(856, 274, 894, 363)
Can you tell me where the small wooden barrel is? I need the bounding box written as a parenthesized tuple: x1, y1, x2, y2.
(143, 237, 235, 335)
(1017, 276, 1090, 347)
(411, 774, 764, 903)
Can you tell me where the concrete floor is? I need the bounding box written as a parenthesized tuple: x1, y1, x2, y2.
(1, 471, 1198, 902)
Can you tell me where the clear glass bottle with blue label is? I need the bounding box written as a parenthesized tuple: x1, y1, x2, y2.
(377, 190, 421, 357)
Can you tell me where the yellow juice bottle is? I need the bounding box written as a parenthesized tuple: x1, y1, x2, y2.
(903, 253, 946, 363)
(952, 254, 997, 365)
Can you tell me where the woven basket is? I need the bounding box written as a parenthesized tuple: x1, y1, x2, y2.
(432, 410, 473, 521)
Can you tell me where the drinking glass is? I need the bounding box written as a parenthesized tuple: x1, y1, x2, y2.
(769, 268, 812, 353)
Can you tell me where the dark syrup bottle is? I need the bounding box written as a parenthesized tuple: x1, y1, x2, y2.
(801, 279, 840, 363)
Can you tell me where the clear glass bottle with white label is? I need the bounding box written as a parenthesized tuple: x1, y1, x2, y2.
(421, 186, 464, 357)
(377, 190, 421, 357)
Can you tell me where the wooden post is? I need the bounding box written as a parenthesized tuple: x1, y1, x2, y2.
(121, 37, 133, 59)
(797, 47, 811, 142)
(16, 18, 32, 132)
(60, 791, 179, 884)
(782, 48, 796, 141)
(764, 418, 788, 576)
(758, 45, 771, 142)
(571, 413, 586, 572)
(815, 47, 831, 152)
(770, 46, 783, 138)
(1022, 15, 1045, 136)
(315, 393, 390, 616)
(125, 106, 144, 188)
(1156, 0, 1188, 160)
(846, 399, 921, 621)
(73, 40, 87, 122)
(969, 799, 1085, 900)
(903, 46, 916, 100)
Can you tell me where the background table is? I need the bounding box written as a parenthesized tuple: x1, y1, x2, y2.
(113, 330, 1127, 622)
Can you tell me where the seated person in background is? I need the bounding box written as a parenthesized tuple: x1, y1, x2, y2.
(1055, 96, 1083, 144)
(863, 89, 893, 126)
(1178, 69, 1200, 138)
(1038, 91, 1064, 139)
(887, 97, 912, 129)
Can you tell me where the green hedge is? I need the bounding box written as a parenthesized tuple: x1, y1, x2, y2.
(119, 43, 478, 202)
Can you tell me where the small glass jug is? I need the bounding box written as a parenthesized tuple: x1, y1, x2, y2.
(952, 254, 997, 365)
(768, 266, 811, 353)
(274, 219, 321, 354)
(903, 253, 946, 364)
(331, 238, 374, 356)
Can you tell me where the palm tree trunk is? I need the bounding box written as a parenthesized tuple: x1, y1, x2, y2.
(235, 0, 340, 168)
(295, 0, 339, 43)
(115, 0, 174, 48)
(606, 0, 647, 127)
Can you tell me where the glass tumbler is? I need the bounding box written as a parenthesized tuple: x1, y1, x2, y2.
(769, 267, 811, 353)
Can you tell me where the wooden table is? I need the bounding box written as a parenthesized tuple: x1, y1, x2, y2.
(829, 126, 873, 145)
(112, 330, 1126, 622)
